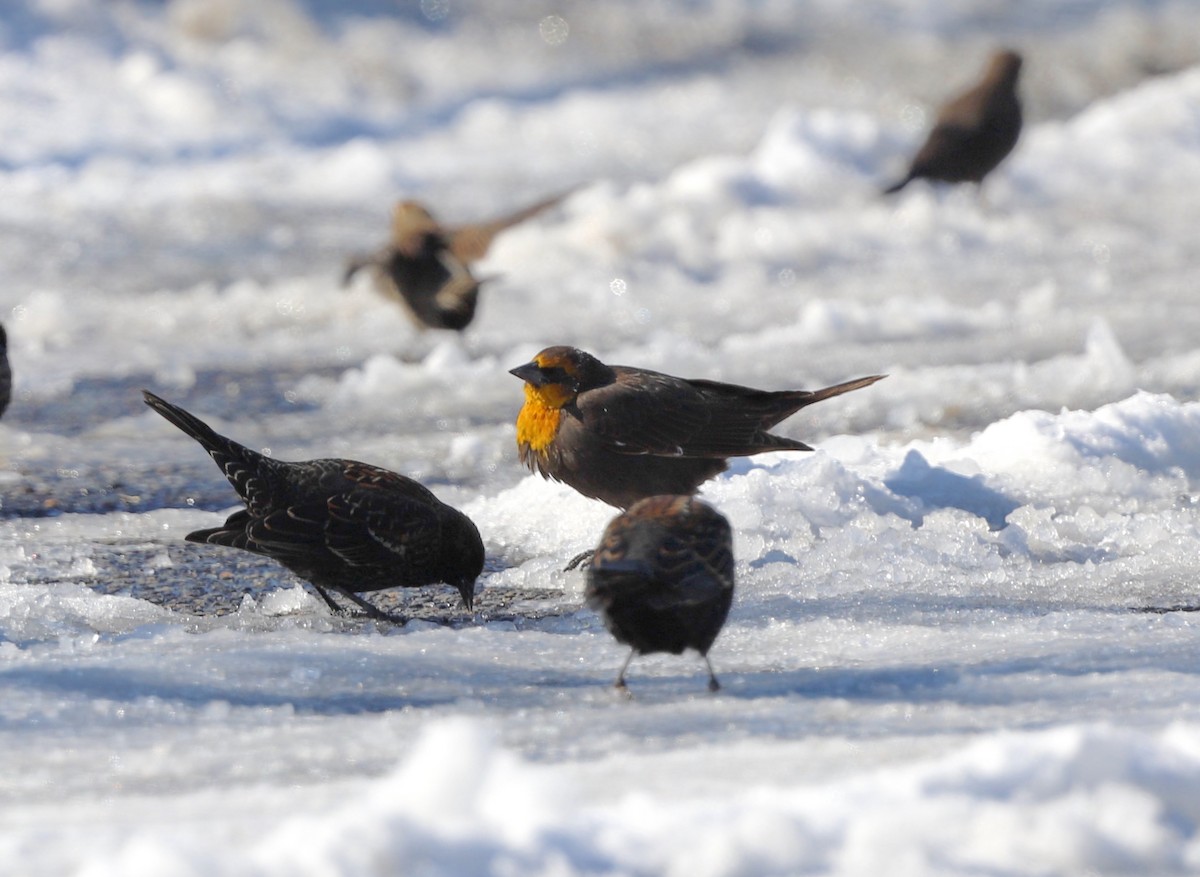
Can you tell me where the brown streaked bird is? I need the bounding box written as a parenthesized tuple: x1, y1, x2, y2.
(342, 192, 571, 331)
(510, 345, 885, 510)
(143, 391, 484, 622)
(0, 324, 10, 419)
(586, 495, 735, 692)
(884, 49, 1023, 194)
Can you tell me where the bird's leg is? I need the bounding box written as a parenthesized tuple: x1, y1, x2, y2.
(564, 549, 595, 571)
(309, 584, 347, 615)
(331, 587, 408, 625)
(613, 648, 637, 693)
(703, 656, 720, 693)
(974, 181, 992, 211)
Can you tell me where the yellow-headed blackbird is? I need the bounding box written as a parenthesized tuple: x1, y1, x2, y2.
(0, 324, 9, 419)
(343, 192, 570, 331)
(143, 391, 484, 622)
(586, 495, 734, 692)
(510, 346, 884, 510)
(884, 49, 1023, 194)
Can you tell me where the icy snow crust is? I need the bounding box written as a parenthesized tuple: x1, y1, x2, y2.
(3, 1, 1200, 874)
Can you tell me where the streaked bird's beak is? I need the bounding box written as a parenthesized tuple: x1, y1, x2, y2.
(457, 580, 476, 612)
(509, 361, 548, 386)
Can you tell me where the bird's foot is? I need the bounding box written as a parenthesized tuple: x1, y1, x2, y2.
(332, 589, 408, 626)
(563, 549, 594, 571)
(336, 606, 407, 626)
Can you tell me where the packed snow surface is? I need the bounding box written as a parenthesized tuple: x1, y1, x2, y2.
(3, 1, 1200, 874)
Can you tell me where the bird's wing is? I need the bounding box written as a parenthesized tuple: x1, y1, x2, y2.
(644, 569, 729, 610)
(322, 465, 445, 569)
(576, 371, 720, 457)
(429, 251, 482, 327)
(911, 122, 979, 167)
(321, 490, 443, 573)
(648, 516, 735, 609)
(447, 190, 572, 262)
(334, 461, 441, 503)
(578, 372, 811, 457)
(237, 501, 337, 564)
(341, 251, 384, 287)
(229, 462, 442, 570)
(935, 84, 992, 131)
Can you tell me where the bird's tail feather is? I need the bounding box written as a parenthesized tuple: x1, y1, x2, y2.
(142, 391, 269, 502)
(341, 254, 376, 287)
(799, 374, 887, 408)
(760, 373, 886, 436)
(143, 391, 230, 451)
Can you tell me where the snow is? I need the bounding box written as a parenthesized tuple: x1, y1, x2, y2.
(3, 1, 1200, 874)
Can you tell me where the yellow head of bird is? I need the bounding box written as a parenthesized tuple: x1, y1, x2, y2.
(511, 347, 612, 455)
(508, 347, 590, 410)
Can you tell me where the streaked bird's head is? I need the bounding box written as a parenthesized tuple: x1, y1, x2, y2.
(988, 49, 1023, 85)
(391, 200, 441, 247)
(443, 514, 485, 611)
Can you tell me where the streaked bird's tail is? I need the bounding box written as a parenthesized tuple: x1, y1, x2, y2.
(142, 391, 270, 505)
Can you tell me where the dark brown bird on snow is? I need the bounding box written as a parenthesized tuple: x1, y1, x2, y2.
(143, 391, 484, 622)
(0, 324, 10, 419)
(884, 49, 1023, 194)
(342, 192, 570, 331)
(510, 346, 884, 510)
(586, 495, 735, 692)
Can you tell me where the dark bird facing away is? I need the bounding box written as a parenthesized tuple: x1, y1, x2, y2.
(0, 324, 10, 419)
(143, 391, 484, 622)
(586, 495, 735, 692)
(510, 345, 885, 511)
(884, 49, 1023, 194)
(342, 192, 571, 331)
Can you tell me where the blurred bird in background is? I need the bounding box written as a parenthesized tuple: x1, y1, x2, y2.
(884, 49, 1023, 194)
(343, 191, 572, 331)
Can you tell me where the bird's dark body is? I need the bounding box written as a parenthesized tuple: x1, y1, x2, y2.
(143, 392, 484, 616)
(380, 229, 480, 330)
(525, 422, 729, 513)
(0, 324, 10, 419)
(345, 232, 479, 332)
(514, 346, 884, 510)
(586, 495, 735, 690)
(588, 564, 732, 658)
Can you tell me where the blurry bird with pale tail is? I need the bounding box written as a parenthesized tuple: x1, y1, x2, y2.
(343, 191, 572, 331)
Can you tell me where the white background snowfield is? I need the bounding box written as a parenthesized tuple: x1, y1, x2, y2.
(2, 1, 1200, 874)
